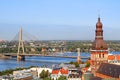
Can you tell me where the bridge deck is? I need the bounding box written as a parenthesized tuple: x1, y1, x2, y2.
(3, 53, 89, 59)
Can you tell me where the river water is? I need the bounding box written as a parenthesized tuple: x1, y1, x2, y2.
(0, 56, 76, 71)
(0, 52, 90, 71)
(0, 52, 119, 71)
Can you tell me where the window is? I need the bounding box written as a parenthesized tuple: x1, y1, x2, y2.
(99, 54, 101, 58)
(103, 54, 104, 58)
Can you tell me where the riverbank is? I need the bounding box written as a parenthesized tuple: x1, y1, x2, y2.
(0, 54, 11, 59)
(0, 66, 34, 76)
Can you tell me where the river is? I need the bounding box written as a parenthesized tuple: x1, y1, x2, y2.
(0, 52, 119, 71)
(0, 52, 90, 71)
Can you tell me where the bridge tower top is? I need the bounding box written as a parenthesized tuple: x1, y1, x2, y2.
(17, 26, 25, 55)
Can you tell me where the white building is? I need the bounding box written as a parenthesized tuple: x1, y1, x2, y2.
(13, 70, 33, 80)
(30, 67, 52, 78)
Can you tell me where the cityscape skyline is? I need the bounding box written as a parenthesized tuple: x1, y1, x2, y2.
(0, 0, 120, 40)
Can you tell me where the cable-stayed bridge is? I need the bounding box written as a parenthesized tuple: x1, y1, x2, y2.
(12, 28, 39, 42)
(2, 27, 89, 61)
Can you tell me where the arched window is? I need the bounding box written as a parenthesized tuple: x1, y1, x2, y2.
(99, 54, 101, 58)
(103, 54, 104, 58)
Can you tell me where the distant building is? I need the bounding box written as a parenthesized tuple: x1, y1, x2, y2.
(31, 48, 36, 52)
(29, 42, 35, 47)
(1, 45, 7, 48)
(90, 17, 108, 73)
(59, 63, 75, 69)
(52, 48, 56, 52)
(0, 39, 5, 43)
(41, 48, 47, 52)
(0, 75, 13, 80)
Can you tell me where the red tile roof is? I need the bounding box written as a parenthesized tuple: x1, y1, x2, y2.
(108, 55, 120, 60)
(52, 70, 59, 74)
(60, 68, 68, 74)
(52, 68, 68, 75)
(108, 55, 115, 60)
(116, 55, 120, 60)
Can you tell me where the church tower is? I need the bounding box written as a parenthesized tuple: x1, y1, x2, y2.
(90, 17, 108, 70)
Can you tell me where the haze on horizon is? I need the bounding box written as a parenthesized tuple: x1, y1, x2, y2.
(0, 0, 120, 40)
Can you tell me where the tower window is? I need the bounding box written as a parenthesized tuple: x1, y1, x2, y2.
(103, 54, 104, 58)
(99, 54, 101, 58)
(100, 46, 103, 49)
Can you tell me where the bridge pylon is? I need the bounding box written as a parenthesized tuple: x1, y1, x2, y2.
(77, 48, 81, 64)
(17, 27, 25, 61)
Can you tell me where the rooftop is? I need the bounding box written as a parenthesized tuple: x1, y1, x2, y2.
(52, 68, 68, 75)
(90, 77, 102, 80)
(108, 55, 120, 60)
(97, 63, 120, 78)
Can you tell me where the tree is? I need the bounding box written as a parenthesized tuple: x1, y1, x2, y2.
(58, 76, 67, 80)
(45, 70, 49, 77)
(43, 77, 54, 80)
(40, 70, 46, 78)
(69, 61, 79, 68)
(74, 62, 79, 68)
(40, 70, 50, 79)
(85, 62, 90, 67)
(69, 61, 74, 64)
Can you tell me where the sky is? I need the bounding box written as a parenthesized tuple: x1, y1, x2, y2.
(0, 0, 120, 40)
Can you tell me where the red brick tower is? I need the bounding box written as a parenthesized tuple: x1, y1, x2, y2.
(90, 17, 108, 71)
